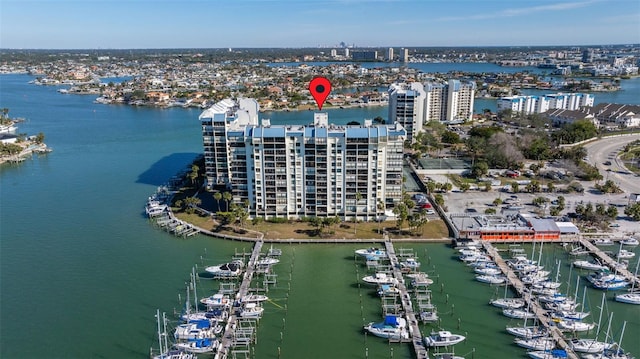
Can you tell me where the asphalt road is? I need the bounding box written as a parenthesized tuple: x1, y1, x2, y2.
(583, 134, 640, 194)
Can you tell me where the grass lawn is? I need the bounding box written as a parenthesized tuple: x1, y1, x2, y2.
(171, 208, 450, 241)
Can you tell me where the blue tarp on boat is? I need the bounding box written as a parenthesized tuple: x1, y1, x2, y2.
(384, 315, 399, 326)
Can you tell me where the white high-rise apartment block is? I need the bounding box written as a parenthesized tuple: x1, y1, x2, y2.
(387, 47, 394, 61)
(199, 99, 406, 220)
(388, 80, 476, 139)
(443, 80, 476, 123)
(423, 80, 476, 123)
(497, 93, 595, 115)
(400, 48, 409, 62)
(388, 82, 426, 143)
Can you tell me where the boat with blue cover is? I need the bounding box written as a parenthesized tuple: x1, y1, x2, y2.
(363, 315, 409, 340)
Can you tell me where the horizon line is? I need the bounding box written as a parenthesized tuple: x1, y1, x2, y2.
(2, 43, 639, 51)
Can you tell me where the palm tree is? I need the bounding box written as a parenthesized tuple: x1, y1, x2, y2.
(213, 192, 222, 212)
(189, 164, 199, 186)
(222, 191, 232, 211)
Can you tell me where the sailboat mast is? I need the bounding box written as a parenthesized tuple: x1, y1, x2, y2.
(604, 312, 614, 344)
(192, 268, 198, 310)
(596, 292, 605, 338)
(616, 321, 626, 355)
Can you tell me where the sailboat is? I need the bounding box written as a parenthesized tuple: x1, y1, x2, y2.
(615, 260, 640, 305)
(570, 305, 615, 354)
(490, 283, 524, 309)
(152, 310, 196, 359)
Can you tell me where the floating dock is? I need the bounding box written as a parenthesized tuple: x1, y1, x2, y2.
(215, 240, 264, 359)
(384, 240, 429, 359)
(577, 237, 640, 288)
(481, 242, 580, 359)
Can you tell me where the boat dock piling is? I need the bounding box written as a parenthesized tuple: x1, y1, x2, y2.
(215, 241, 264, 359)
(480, 242, 580, 359)
(384, 241, 429, 359)
(577, 237, 640, 288)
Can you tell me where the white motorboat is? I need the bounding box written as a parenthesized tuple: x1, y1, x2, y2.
(503, 308, 536, 319)
(594, 238, 614, 246)
(620, 237, 639, 246)
(238, 303, 264, 318)
(239, 294, 269, 303)
(616, 249, 635, 259)
(173, 338, 217, 354)
(527, 349, 569, 359)
(399, 257, 421, 271)
(410, 273, 434, 287)
(424, 330, 466, 347)
(204, 260, 244, 277)
(432, 353, 465, 359)
(514, 337, 556, 350)
(573, 260, 607, 271)
(363, 315, 409, 340)
(256, 257, 279, 266)
(377, 284, 401, 297)
(555, 319, 596, 332)
(355, 247, 388, 260)
(200, 293, 232, 309)
(474, 266, 502, 275)
(506, 325, 548, 338)
(490, 297, 525, 309)
(362, 272, 397, 286)
(174, 320, 216, 340)
(569, 338, 612, 353)
(475, 274, 506, 285)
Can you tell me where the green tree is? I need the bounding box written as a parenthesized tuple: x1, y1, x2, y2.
(189, 164, 199, 186)
(213, 192, 222, 212)
(470, 161, 489, 179)
(441, 130, 460, 144)
(624, 203, 640, 221)
(459, 182, 471, 192)
(35, 132, 45, 144)
(222, 191, 232, 211)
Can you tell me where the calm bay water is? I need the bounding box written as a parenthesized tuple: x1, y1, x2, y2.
(1, 73, 638, 359)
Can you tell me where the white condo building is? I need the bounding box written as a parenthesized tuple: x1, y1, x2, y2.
(388, 80, 476, 141)
(497, 92, 595, 115)
(199, 99, 406, 220)
(388, 82, 426, 143)
(423, 80, 476, 123)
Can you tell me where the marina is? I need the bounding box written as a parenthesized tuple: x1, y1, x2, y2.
(1, 73, 639, 358)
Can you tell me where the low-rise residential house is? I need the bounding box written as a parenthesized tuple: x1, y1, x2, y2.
(586, 103, 640, 128)
(544, 108, 599, 127)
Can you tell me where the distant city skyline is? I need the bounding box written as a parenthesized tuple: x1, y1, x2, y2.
(1, 0, 639, 49)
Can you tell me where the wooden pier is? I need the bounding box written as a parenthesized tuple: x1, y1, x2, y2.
(481, 242, 580, 359)
(577, 237, 640, 288)
(384, 240, 429, 359)
(215, 240, 264, 359)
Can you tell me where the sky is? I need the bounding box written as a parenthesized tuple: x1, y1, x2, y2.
(1, 0, 639, 49)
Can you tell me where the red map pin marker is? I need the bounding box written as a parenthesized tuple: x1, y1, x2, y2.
(309, 77, 331, 110)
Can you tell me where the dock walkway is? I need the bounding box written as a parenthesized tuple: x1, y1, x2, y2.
(481, 242, 580, 359)
(384, 240, 429, 359)
(215, 240, 264, 359)
(577, 237, 639, 288)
